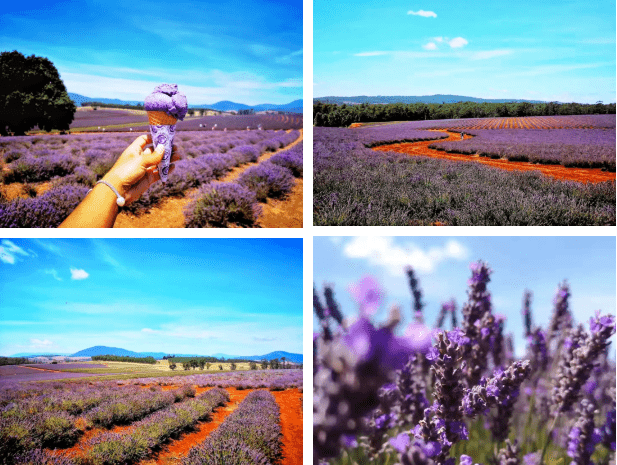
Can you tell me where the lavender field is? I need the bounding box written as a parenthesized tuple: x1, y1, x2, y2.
(63, 109, 302, 132)
(1, 368, 302, 464)
(429, 129, 616, 171)
(313, 121, 616, 225)
(314, 263, 615, 465)
(0, 129, 302, 227)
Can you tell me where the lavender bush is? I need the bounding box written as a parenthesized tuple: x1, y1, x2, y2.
(183, 390, 282, 465)
(314, 261, 615, 465)
(238, 161, 295, 201)
(183, 181, 260, 228)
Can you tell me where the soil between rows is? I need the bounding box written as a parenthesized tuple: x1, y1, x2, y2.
(113, 129, 303, 228)
(372, 130, 616, 183)
(47, 386, 302, 465)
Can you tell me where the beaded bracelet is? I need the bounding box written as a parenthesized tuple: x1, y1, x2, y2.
(94, 180, 125, 207)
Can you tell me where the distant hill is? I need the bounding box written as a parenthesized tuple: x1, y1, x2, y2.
(12, 346, 302, 362)
(70, 346, 166, 359)
(210, 351, 303, 363)
(68, 93, 302, 113)
(314, 95, 546, 105)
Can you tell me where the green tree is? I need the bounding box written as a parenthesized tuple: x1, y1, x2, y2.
(182, 362, 190, 371)
(0, 51, 76, 136)
(218, 364, 223, 370)
(261, 359, 268, 370)
(169, 361, 177, 371)
(250, 361, 257, 370)
(198, 359, 206, 370)
(230, 362, 237, 371)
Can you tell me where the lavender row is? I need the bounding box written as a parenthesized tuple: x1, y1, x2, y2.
(0, 130, 301, 226)
(184, 141, 303, 227)
(313, 262, 615, 465)
(124, 368, 302, 391)
(85, 384, 196, 428)
(375, 114, 617, 130)
(429, 129, 616, 171)
(83, 388, 229, 465)
(183, 390, 282, 465)
(313, 127, 615, 225)
(0, 130, 288, 184)
(130, 130, 301, 217)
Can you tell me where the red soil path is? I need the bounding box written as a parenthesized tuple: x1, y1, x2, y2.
(139, 387, 251, 465)
(49, 386, 303, 464)
(373, 130, 616, 183)
(113, 129, 303, 228)
(271, 388, 303, 465)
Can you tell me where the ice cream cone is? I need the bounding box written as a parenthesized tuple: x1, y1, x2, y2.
(147, 111, 177, 182)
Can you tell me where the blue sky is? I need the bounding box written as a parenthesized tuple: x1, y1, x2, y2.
(314, 236, 616, 359)
(314, 0, 616, 103)
(0, 0, 302, 104)
(0, 238, 303, 357)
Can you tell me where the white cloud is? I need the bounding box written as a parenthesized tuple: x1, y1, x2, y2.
(70, 268, 89, 280)
(448, 37, 469, 48)
(423, 42, 438, 50)
(0, 240, 30, 264)
(408, 10, 437, 18)
(30, 338, 54, 348)
(44, 269, 62, 281)
(342, 237, 469, 276)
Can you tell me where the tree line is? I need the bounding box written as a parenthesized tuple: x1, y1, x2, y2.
(313, 100, 616, 127)
(92, 355, 157, 364)
(0, 356, 31, 366)
(167, 357, 296, 371)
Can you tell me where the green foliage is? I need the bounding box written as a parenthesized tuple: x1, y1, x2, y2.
(0, 356, 30, 365)
(250, 361, 258, 370)
(313, 100, 617, 127)
(0, 50, 76, 135)
(168, 362, 177, 371)
(91, 355, 156, 364)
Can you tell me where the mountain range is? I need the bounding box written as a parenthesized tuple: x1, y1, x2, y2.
(68, 93, 303, 113)
(314, 94, 546, 105)
(12, 346, 303, 363)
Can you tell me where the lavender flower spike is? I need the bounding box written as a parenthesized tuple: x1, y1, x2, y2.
(348, 275, 384, 316)
(566, 398, 602, 465)
(552, 313, 616, 414)
(405, 266, 425, 323)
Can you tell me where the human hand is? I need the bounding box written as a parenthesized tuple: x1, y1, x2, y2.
(101, 135, 180, 205)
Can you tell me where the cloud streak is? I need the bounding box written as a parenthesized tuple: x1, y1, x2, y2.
(0, 240, 30, 265)
(408, 10, 437, 18)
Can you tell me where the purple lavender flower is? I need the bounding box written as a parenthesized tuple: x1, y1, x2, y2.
(552, 314, 616, 414)
(405, 266, 425, 323)
(566, 399, 602, 465)
(547, 281, 573, 348)
(389, 432, 410, 453)
(461, 261, 494, 387)
(348, 275, 384, 316)
(522, 290, 533, 337)
(600, 409, 616, 451)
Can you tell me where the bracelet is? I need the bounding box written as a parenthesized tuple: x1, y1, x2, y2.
(95, 180, 125, 207)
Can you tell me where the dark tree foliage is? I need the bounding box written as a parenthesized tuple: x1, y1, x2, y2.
(0, 51, 76, 135)
(91, 355, 156, 364)
(313, 100, 617, 127)
(0, 356, 31, 365)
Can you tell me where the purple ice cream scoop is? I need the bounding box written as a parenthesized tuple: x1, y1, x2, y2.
(144, 84, 188, 182)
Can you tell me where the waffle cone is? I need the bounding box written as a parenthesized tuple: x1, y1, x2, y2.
(147, 111, 177, 126)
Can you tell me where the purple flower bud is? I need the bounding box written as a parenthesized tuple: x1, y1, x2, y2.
(461, 455, 473, 465)
(389, 433, 410, 453)
(348, 275, 384, 316)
